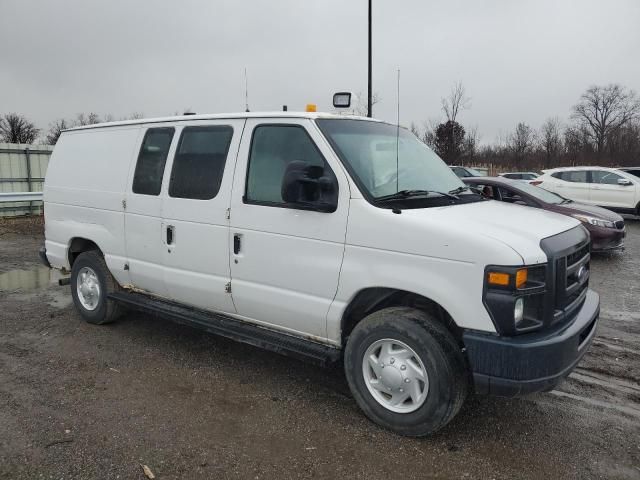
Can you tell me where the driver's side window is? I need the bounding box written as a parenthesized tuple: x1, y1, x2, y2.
(245, 124, 336, 207)
(498, 187, 534, 206)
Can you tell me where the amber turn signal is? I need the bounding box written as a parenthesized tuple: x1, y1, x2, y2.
(487, 272, 510, 286)
(515, 269, 528, 289)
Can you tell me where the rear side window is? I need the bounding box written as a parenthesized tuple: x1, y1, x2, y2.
(132, 128, 175, 195)
(557, 171, 588, 183)
(245, 125, 333, 205)
(169, 126, 233, 200)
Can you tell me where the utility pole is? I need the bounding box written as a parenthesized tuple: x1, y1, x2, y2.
(367, 0, 372, 118)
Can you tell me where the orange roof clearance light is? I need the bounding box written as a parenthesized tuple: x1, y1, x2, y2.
(306, 104, 317, 112)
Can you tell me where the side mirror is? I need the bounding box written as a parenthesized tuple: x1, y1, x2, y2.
(281, 161, 337, 212)
(618, 178, 633, 186)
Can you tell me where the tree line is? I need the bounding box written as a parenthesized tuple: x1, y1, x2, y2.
(412, 82, 640, 172)
(2, 83, 639, 173)
(0, 112, 144, 145)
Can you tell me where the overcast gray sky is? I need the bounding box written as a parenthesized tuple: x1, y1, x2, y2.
(1, 0, 639, 143)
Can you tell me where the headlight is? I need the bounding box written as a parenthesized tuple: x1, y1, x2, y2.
(514, 297, 524, 325)
(483, 265, 546, 335)
(571, 214, 614, 229)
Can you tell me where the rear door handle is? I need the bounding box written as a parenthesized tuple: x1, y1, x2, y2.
(166, 225, 175, 245)
(233, 233, 241, 254)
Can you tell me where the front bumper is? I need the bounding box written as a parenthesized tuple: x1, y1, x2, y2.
(463, 289, 599, 396)
(590, 227, 625, 252)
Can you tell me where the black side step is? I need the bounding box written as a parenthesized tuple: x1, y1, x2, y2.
(108, 291, 341, 367)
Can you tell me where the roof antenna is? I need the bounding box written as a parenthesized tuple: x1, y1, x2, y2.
(396, 68, 400, 193)
(244, 67, 250, 112)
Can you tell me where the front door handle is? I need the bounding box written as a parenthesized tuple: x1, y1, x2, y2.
(233, 233, 241, 254)
(166, 225, 175, 245)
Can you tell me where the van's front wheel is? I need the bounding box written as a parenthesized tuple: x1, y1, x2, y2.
(344, 307, 468, 436)
(70, 251, 122, 324)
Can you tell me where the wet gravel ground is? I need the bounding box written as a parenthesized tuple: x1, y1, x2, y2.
(0, 217, 639, 479)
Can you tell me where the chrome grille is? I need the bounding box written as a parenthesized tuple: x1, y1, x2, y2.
(556, 243, 590, 314)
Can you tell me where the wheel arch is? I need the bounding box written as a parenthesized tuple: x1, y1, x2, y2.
(340, 287, 463, 347)
(67, 237, 103, 267)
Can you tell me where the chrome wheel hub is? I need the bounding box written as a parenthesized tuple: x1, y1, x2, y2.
(362, 338, 429, 413)
(76, 267, 101, 311)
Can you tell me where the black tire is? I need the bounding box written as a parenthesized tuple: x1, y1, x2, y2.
(344, 307, 468, 436)
(70, 251, 123, 325)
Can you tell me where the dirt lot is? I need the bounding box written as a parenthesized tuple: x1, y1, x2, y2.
(1, 216, 639, 479)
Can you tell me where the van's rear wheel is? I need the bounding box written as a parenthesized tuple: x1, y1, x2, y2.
(344, 307, 468, 436)
(70, 251, 122, 324)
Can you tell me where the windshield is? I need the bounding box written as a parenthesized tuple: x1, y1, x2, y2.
(512, 181, 565, 204)
(316, 119, 466, 199)
(465, 167, 483, 177)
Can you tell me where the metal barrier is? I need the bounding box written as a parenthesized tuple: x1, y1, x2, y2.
(0, 191, 43, 203)
(0, 143, 51, 216)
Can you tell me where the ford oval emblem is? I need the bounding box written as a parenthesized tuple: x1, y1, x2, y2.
(577, 266, 587, 283)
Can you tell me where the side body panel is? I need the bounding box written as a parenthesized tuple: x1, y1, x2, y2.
(588, 170, 639, 209)
(159, 119, 245, 313)
(43, 126, 141, 286)
(123, 126, 172, 295)
(325, 199, 528, 343)
(228, 118, 350, 340)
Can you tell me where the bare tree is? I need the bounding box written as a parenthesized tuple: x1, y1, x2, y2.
(74, 112, 102, 126)
(441, 81, 470, 123)
(0, 113, 40, 144)
(540, 117, 563, 167)
(410, 122, 421, 138)
(421, 119, 439, 148)
(353, 91, 380, 117)
(507, 122, 536, 163)
(571, 84, 640, 154)
(46, 119, 70, 145)
(462, 125, 480, 162)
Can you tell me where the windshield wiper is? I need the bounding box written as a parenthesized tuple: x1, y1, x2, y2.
(376, 189, 460, 203)
(448, 186, 470, 195)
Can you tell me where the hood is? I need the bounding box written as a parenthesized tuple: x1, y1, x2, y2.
(400, 199, 581, 264)
(553, 201, 623, 222)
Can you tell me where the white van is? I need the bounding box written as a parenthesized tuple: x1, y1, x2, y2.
(40, 111, 599, 436)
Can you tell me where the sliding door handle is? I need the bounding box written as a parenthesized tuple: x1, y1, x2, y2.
(233, 233, 241, 254)
(166, 225, 175, 245)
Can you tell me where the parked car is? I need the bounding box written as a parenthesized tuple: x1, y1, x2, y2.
(40, 110, 599, 436)
(618, 167, 640, 179)
(498, 171, 539, 181)
(450, 165, 483, 178)
(463, 177, 625, 252)
(535, 166, 640, 216)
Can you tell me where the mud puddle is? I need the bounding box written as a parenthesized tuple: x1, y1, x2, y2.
(0, 267, 71, 308)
